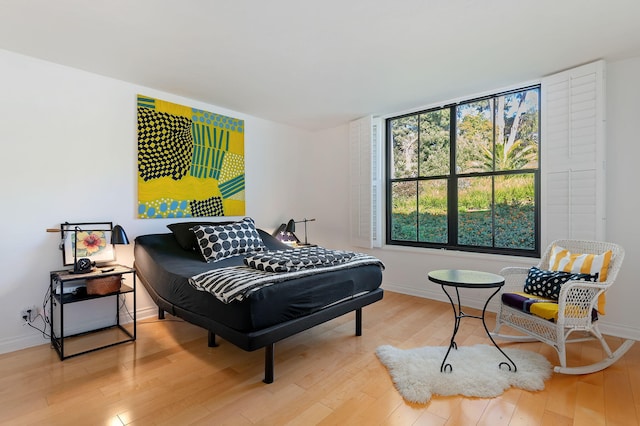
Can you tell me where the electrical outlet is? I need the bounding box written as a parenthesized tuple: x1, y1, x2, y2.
(20, 305, 40, 323)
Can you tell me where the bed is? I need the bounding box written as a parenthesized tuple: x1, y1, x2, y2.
(133, 220, 384, 383)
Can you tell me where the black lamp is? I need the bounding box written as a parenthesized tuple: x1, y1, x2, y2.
(273, 221, 299, 245)
(272, 223, 287, 238)
(286, 218, 316, 245)
(111, 224, 129, 245)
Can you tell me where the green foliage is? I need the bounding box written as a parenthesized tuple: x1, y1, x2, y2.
(390, 109, 450, 179)
(392, 203, 534, 249)
(479, 140, 538, 171)
(391, 175, 535, 249)
(391, 211, 447, 243)
(456, 89, 539, 173)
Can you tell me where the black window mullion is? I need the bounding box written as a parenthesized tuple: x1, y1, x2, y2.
(385, 118, 394, 245)
(416, 115, 421, 241)
(414, 180, 419, 242)
(491, 97, 497, 248)
(491, 175, 496, 248)
(448, 105, 457, 245)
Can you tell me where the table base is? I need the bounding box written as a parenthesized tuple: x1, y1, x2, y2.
(440, 285, 517, 373)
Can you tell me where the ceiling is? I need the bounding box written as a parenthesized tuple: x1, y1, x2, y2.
(2, 0, 640, 131)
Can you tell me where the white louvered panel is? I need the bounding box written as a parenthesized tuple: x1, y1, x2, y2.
(370, 117, 382, 248)
(349, 116, 373, 248)
(545, 171, 570, 240)
(544, 80, 571, 172)
(570, 170, 597, 211)
(541, 60, 605, 248)
(569, 72, 598, 170)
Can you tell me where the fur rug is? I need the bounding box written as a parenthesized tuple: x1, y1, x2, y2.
(375, 344, 552, 404)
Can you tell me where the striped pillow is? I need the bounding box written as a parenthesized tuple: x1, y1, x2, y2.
(548, 244, 613, 314)
(548, 245, 612, 282)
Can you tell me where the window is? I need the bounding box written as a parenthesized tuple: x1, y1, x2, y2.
(386, 86, 541, 256)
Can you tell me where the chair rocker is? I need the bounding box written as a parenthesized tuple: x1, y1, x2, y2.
(492, 239, 635, 374)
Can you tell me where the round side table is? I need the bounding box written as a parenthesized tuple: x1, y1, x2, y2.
(428, 269, 516, 373)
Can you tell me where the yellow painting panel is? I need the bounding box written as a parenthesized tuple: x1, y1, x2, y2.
(138, 176, 221, 202)
(223, 198, 246, 216)
(153, 98, 192, 119)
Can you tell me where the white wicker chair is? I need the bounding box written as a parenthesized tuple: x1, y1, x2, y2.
(492, 239, 635, 374)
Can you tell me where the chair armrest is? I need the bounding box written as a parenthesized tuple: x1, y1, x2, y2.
(499, 266, 530, 293)
(557, 280, 609, 322)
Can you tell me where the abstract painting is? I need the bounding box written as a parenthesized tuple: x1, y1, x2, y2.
(137, 95, 245, 218)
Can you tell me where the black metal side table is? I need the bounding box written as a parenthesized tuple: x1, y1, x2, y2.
(427, 269, 516, 373)
(50, 265, 136, 360)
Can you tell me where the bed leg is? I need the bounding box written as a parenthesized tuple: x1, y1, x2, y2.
(355, 308, 362, 336)
(158, 308, 165, 320)
(208, 331, 219, 347)
(263, 343, 274, 384)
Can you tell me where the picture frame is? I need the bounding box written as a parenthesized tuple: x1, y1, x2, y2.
(61, 222, 116, 267)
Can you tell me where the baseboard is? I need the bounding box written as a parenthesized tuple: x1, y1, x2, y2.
(119, 305, 158, 323)
(598, 321, 640, 341)
(382, 283, 640, 340)
(382, 283, 502, 313)
(0, 305, 163, 356)
(0, 333, 50, 355)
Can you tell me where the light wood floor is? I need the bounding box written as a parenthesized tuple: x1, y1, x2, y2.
(1, 291, 638, 425)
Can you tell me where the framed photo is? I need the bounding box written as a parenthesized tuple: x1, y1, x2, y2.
(61, 222, 116, 266)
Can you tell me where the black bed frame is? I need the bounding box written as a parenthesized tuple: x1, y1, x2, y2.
(136, 267, 383, 383)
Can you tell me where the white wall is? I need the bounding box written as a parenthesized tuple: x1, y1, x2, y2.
(602, 56, 640, 338)
(0, 49, 311, 353)
(299, 124, 352, 248)
(309, 56, 640, 341)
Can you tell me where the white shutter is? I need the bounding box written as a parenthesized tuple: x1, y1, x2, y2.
(541, 60, 606, 248)
(371, 117, 382, 248)
(349, 116, 381, 248)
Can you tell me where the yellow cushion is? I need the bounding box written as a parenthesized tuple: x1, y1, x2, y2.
(529, 302, 559, 321)
(504, 292, 596, 322)
(548, 245, 612, 314)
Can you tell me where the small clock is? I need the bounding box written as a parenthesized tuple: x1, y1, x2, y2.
(74, 257, 94, 274)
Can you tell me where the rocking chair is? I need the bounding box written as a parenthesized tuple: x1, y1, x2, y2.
(492, 239, 635, 374)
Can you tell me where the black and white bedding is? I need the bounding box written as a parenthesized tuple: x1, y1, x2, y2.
(244, 247, 357, 272)
(190, 248, 383, 303)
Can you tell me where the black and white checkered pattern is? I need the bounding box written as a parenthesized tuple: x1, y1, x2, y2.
(190, 196, 225, 217)
(193, 217, 265, 262)
(138, 107, 193, 182)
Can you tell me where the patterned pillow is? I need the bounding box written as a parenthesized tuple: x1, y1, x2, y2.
(548, 245, 612, 282)
(167, 221, 232, 251)
(244, 247, 355, 272)
(523, 266, 598, 300)
(193, 217, 265, 262)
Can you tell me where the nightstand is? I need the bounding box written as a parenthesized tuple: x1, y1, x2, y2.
(50, 264, 136, 360)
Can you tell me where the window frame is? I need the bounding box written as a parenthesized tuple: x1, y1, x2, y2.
(385, 85, 541, 257)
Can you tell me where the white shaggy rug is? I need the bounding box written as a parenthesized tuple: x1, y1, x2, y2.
(376, 344, 552, 404)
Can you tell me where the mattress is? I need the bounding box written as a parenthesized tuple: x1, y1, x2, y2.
(134, 230, 383, 331)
